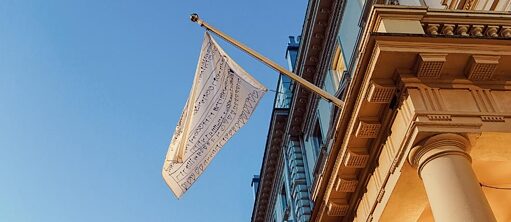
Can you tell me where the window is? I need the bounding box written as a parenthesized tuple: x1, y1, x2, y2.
(273, 184, 290, 222)
(280, 186, 287, 212)
(312, 120, 323, 157)
(338, 0, 363, 64)
(330, 45, 347, 91)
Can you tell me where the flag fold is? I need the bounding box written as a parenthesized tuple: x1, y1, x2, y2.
(162, 32, 267, 198)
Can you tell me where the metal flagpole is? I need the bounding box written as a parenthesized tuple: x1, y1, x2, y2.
(190, 13, 345, 108)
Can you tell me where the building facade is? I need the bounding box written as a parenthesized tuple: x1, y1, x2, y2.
(252, 0, 511, 221)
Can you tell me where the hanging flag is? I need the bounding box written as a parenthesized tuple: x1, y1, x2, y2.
(162, 32, 267, 198)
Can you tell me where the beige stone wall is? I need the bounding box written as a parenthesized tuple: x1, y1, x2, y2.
(313, 5, 511, 222)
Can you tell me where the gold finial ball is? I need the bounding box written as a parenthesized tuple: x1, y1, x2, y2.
(190, 13, 199, 22)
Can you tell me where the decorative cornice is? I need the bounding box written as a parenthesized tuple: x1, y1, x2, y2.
(287, 0, 344, 138)
(424, 23, 511, 38)
(423, 9, 511, 26)
(253, 0, 345, 220)
(251, 109, 288, 222)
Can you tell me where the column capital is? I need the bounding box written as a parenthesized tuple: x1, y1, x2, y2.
(408, 133, 471, 174)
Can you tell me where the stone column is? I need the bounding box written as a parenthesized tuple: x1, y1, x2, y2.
(408, 133, 496, 222)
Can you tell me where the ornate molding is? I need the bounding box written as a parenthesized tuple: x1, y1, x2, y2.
(463, 0, 477, 10)
(481, 115, 505, 122)
(424, 23, 511, 38)
(399, 81, 511, 115)
(366, 81, 397, 103)
(415, 53, 447, 78)
(252, 109, 289, 222)
(327, 201, 349, 216)
(344, 150, 370, 168)
(335, 177, 359, 192)
(427, 114, 452, 121)
(355, 120, 382, 138)
(408, 133, 472, 175)
(465, 55, 500, 80)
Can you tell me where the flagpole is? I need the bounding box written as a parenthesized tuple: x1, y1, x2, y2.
(190, 13, 344, 108)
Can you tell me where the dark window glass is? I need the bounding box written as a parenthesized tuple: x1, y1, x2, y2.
(312, 121, 323, 157)
(338, 0, 363, 66)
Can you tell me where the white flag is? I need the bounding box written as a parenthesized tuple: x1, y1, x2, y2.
(162, 32, 267, 198)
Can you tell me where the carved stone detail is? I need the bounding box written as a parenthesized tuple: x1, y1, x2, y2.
(335, 177, 359, 192)
(344, 150, 370, 168)
(377, 189, 385, 203)
(470, 25, 484, 37)
(415, 53, 447, 78)
(441, 24, 455, 35)
(426, 24, 440, 35)
(408, 133, 471, 171)
(464, 0, 476, 10)
(366, 81, 396, 103)
(481, 116, 505, 122)
(464, 55, 500, 80)
(427, 114, 452, 121)
(423, 23, 511, 38)
(389, 158, 399, 174)
(485, 26, 499, 38)
(355, 120, 381, 138)
(456, 25, 470, 36)
(327, 201, 349, 216)
(500, 26, 511, 37)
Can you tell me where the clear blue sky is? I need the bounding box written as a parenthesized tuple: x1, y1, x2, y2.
(0, 1, 307, 221)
